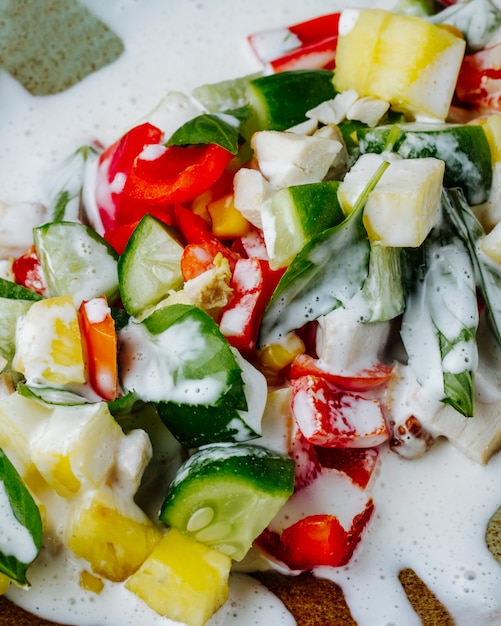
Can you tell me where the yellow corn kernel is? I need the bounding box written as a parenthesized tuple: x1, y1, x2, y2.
(259, 332, 305, 373)
(79, 570, 105, 594)
(0, 573, 10, 595)
(126, 528, 231, 626)
(207, 193, 251, 238)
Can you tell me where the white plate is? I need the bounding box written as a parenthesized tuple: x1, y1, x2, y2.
(1, 1, 501, 625)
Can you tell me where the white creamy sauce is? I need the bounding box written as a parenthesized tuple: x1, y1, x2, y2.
(3, 1, 501, 626)
(0, 480, 38, 563)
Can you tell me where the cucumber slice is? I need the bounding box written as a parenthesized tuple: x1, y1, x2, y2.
(0, 297, 33, 369)
(358, 123, 492, 205)
(247, 69, 337, 131)
(192, 73, 261, 113)
(34, 221, 119, 306)
(159, 443, 295, 561)
(263, 181, 345, 269)
(118, 215, 184, 318)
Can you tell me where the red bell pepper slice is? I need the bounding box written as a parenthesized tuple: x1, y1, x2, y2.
(12, 247, 47, 296)
(455, 42, 501, 112)
(290, 374, 390, 448)
(96, 122, 163, 233)
(256, 499, 374, 571)
(78, 296, 118, 402)
(121, 143, 234, 207)
(289, 353, 393, 392)
(268, 36, 338, 73)
(248, 12, 340, 65)
(219, 257, 284, 352)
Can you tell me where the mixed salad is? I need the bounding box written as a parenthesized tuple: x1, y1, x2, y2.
(2, 0, 501, 624)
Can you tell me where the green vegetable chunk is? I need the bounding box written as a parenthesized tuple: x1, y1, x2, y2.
(160, 443, 295, 561)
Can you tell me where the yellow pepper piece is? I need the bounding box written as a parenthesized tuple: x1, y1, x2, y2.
(207, 193, 251, 238)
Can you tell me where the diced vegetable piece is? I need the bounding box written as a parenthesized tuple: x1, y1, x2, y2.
(125, 528, 231, 626)
(333, 8, 465, 120)
(476, 114, 501, 231)
(455, 42, 501, 113)
(338, 153, 444, 247)
(290, 375, 390, 448)
(66, 486, 162, 582)
(119, 304, 266, 447)
(29, 402, 124, 497)
(34, 221, 119, 307)
(118, 214, 184, 318)
(160, 443, 295, 561)
(256, 500, 374, 570)
(290, 354, 393, 392)
(13, 296, 85, 387)
(12, 247, 47, 297)
(261, 181, 345, 269)
(0, 573, 9, 594)
(219, 257, 283, 352)
(78, 297, 117, 401)
(247, 70, 337, 131)
(206, 193, 251, 238)
(358, 122, 492, 206)
(314, 446, 379, 489)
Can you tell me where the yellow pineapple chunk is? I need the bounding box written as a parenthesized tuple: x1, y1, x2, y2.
(13, 295, 85, 386)
(66, 486, 162, 582)
(79, 570, 105, 595)
(338, 153, 444, 247)
(0, 391, 52, 485)
(333, 8, 466, 120)
(30, 402, 124, 497)
(126, 527, 231, 626)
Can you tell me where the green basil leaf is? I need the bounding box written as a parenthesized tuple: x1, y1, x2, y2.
(166, 113, 239, 154)
(0, 277, 43, 301)
(258, 161, 390, 346)
(0, 448, 42, 586)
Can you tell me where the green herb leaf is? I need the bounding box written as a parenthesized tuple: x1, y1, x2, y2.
(258, 161, 389, 346)
(0, 448, 42, 586)
(0, 277, 43, 301)
(166, 113, 240, 154)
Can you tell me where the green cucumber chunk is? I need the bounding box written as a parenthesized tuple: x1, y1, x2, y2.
(247, 69, 337, 131)
(263, 180, 345, 269)
(160, 443, 295, 561)
(33, 221, 118, 306)
(118, 214, 184, 318)
(118, 304, 265, 447)
(357, 123, 492, 205)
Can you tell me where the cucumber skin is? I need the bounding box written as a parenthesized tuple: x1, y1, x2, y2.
(357, 124, 492, 205)
(156, 401, 260, 448)
(160, 444, 295, 519)
(247, 70, 337, 131)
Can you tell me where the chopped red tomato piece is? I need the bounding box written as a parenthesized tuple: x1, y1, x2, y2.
(289, 353, 393, 391)
(455, 42, 501, 112)
(290, 375, 390, 448)
(289, 419, 321, 491)
(219, 257, 284, 352)
(78, 296, 118, 401)
(314, 446, 379, 489)
(256, 500, 374, 571)
(12, 247, 47, 296)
